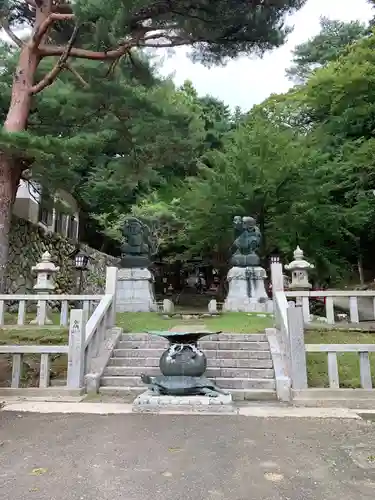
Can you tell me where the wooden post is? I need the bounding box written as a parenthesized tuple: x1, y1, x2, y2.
(11, 354, 22, 388)
(17, 300, 26, 326)
(105, 266, 118, 328)
(39, 353, 50, 388)
(359, 351, 372, 389)
(349, 296, 359, 324)
(287, 305, 308, 390)
(325, 297, 335, 325)
(270, 257, 284, 294)
(67, 309, 87, 390)
(0, 300, 4, 326)
(327, 352, 339, 388)
(60, 300, 69, 326)
(302, 296, 310, 324)
(37, 298, 47, 326)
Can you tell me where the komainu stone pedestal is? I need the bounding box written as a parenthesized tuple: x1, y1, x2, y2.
(116, 268, 157, 312)
(223, 266, 273, 313)
(132, 390, 235, 414)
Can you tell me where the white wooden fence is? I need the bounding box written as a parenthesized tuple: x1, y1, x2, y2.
(0, 267, 118, 396)
(0, 294, 101, 326)
(272, 297, 375, 405)
(270, 259, 375, 404)
(286, 290, 375, 325)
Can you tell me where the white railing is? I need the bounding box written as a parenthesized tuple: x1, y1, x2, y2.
(286, 305, 375, 405)
(286, 290, 375, 325)
(0, 344, 69, 389)
(0, 267, 118, 395)
(0, 294, 102, 327)
(274, 291, 292, 377)
(0, 309, 85, 392)
(84, 294, 113, 373)
(306, 344, 375, 390)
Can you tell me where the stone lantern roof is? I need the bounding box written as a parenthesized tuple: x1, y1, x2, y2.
(284, 246, 314, 271)
(31, 251, 60, 274)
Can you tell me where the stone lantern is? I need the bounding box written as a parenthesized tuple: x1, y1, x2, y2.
(30, 251, 60, 325)
(284, 246, 314, 291)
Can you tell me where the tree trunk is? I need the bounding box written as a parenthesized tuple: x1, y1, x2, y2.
(0, 45, 40, 290)
(0, 156, 21, 292)
(358, 255, 365, 286)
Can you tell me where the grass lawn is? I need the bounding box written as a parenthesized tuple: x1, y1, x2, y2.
(0, 326, 68, 345)
(116, 312, 273, 334)
(306, 329, 375, 388)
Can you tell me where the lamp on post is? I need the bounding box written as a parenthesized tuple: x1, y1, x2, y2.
(74, 250, 89, 295)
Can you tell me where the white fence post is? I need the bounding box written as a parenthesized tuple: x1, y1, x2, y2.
(270, 256, 284, 294)
(287, 305, 308, 390)
(105, 266, 118, 328)
(67, 309, 87, 390)
(270, 257, 284, 327)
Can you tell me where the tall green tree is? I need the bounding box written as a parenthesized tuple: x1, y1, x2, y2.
(286, 17, 368, 82)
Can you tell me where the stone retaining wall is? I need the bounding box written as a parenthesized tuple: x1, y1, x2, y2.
(5, 217, 119, 295)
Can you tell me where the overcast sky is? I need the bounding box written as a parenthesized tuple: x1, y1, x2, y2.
(159, 0, 374, 111)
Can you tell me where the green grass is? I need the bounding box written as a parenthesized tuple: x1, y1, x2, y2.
(3, 311, 61, 326)
(306, 330, 375, 388)
(0, 327, 68, 345)
(116, 312, 273, 334)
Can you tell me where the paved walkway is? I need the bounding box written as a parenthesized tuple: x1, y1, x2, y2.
(1, 412, 375, 499)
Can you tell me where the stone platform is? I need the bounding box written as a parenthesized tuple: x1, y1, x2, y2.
(116, 267, 157, 312)
(132, 390, 235, 413)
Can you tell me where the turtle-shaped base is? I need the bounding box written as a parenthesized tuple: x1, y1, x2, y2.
(141, 374, 229, 397)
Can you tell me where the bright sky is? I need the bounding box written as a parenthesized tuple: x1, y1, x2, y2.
(2, 0, 373, 111)
(159, 0, 374, 110)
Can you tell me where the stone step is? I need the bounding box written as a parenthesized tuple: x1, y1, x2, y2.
(103, 366, 275, 379)
(120, 333, 268, 342)
(112, 348, 272, 359)
(117, 341, 270, 351)
(98, 386, 277, 402)
(108, 357, 274, 369)
(100, 375, 276, 390)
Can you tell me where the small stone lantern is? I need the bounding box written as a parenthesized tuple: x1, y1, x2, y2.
(30, 251, 60, 325)
(284, 246, 314, 291)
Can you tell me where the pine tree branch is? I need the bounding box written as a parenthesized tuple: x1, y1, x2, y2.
(0, 19, 24, 47)
(105, 56, 124, 77)
(52, 3, 73, 14)
(39, 43, 132, 60)
(65, 62, 89, 87)
(32, 12, 75, 47)
(30, 24, 79, 94)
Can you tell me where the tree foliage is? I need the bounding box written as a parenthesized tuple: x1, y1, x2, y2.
(0, 0, 308, 288)
(128, 28, 375, 284)
(286, 17, 368, 82)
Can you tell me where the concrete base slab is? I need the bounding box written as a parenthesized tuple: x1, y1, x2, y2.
(292, 389, 375, 409)
(0, 400, 368, 418)
(132, 390, 235, 413)
(0, 387, 85, 400)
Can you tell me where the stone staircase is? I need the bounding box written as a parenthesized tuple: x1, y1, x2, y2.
(99, 333, 277, 401)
